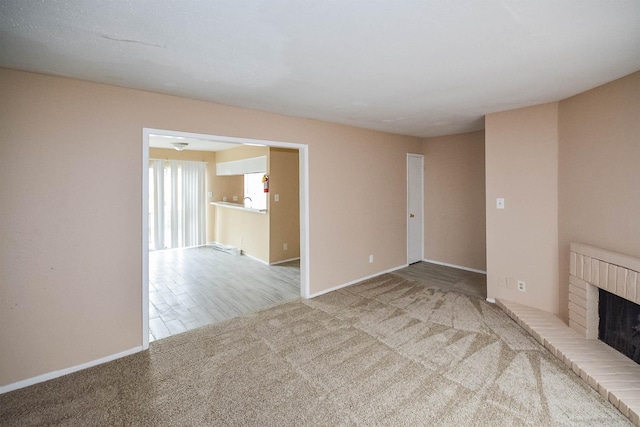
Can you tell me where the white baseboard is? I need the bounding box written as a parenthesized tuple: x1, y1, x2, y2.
(151, 244, 207, 252)
(270, 257, 300, 266)
(423, 258, 487, 275)
(0, 345, 143, 394)
(308, 264, 408, 299)
(486, 297, 496, 304)
(242, 252, 269, 265)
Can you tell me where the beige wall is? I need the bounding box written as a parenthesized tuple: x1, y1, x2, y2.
(210, 175, 243, 204)
(311, 132, 418, 288)
(269, 148, 300, 263)
(0, 68, 421, 387)
(558, 71, 640, 320)
(484, 71, 640, 321)
(214, 206, 269, 261)
(485, 103, 560, 313)
(422, 131, 486, 271)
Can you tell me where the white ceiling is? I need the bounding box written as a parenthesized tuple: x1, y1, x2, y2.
(1, 1, 639, 138)
(149, 134, 240, 152)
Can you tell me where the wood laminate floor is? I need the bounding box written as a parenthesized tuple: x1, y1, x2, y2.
(148, 246, 300, 341)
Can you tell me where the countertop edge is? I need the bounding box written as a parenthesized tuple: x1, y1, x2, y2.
(210, 202, 267, 214)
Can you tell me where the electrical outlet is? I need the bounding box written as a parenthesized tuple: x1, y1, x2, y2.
(506, 277, 516, 290)
(232, 195, 238, 202)
(369, 255, 374, 263)
(283, 243, 287, 251)
(518, 280, 526, 292)
(499, 276, 506, 288)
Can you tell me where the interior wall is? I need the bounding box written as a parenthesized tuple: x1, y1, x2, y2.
(210, 174, 243, 204)
(269, 148, 300, 263)
(213, 206, 269, 261)
(485, 102, 559, 313)
(311, 131, 418, 289)
(149, 148, 219, 243)
(558, 71, 640, 321)
(422, 130, 486, 271)
(0, 68, 421, 388)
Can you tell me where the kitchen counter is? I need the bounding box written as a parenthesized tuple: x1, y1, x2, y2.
(211, 201, 267, 214)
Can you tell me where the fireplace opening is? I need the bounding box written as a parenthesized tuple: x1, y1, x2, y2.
(598, 288, 640, 364)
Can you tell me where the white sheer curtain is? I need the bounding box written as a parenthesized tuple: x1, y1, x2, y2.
(152, 160, 165, 251)
(170, 160, 179, 249)
(181, 161, 206, 247)
(149, 160, 206, 250)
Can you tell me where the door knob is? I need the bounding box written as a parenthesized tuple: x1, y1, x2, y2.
(410, 213, 415, 218)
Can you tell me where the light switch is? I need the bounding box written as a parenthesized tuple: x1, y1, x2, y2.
(274, 194, 280, 202)
(207, 192, 212, 198)
(496, 198, 505, 209)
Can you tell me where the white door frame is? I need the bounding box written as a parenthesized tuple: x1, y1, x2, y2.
(407, 153, 424, 264)
(142, 128, 310, 350)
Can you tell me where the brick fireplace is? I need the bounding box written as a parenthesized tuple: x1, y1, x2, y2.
(497, 243, 640, 425)
(569, 243, 640, 340)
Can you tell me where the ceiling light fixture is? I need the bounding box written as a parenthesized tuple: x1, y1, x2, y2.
(171, 142, 189, 151)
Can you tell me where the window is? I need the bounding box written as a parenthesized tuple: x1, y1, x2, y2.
(244, 172, 267, 210)
(149, 160, 206, 250)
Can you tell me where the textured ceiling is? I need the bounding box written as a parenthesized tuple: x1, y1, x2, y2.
(1, 1, 639, 138)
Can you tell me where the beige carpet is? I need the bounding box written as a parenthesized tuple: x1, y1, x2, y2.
(0, 274, 632, 426)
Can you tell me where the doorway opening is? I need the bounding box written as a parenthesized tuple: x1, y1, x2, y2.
(142, 128, 310, 349)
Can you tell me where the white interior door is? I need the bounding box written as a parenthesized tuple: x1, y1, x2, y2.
(407, 154, 424, 264)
